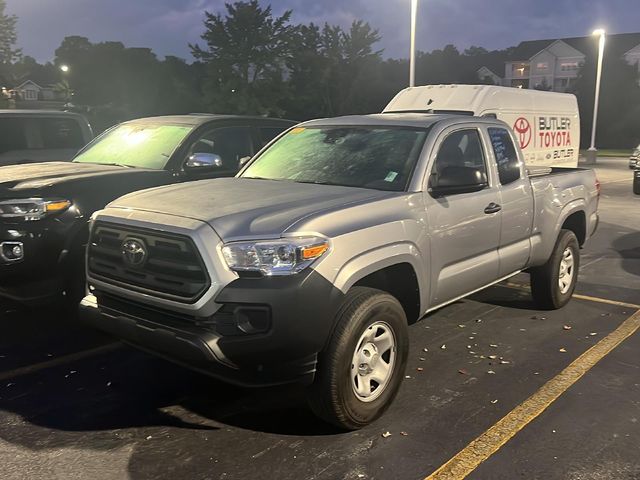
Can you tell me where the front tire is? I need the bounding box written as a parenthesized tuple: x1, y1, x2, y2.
(530, 229, 580, 310)
(307, 287, 409, 430)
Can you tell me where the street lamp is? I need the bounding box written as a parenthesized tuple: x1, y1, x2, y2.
(60, 64, 70, 73)
(409, 0, 418, 87)
(586, 29, 606, 164)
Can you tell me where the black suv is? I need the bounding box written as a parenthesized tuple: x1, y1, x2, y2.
(0, 114, 295, 307)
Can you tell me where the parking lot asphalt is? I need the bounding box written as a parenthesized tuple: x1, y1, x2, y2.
(0, 158, 638, 480)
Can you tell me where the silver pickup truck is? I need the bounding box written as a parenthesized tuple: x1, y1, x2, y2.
(80, 114, 599, 429)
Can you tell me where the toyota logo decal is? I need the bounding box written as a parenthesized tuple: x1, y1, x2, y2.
(121, 238, 147, 266)
(513, 117, 532, 149)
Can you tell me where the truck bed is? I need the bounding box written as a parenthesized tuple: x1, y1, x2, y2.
(527, 166, 599, 267)
(526, 166, 588, 178)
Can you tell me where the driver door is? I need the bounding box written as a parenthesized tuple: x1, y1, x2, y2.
(424, 127, 502, 307)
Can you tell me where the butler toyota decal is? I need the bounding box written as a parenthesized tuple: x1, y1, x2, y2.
(384, 85, 580, 168)
(513, 116, 575, 164)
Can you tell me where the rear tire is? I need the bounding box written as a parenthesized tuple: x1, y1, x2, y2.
(307, 287, 409, 430)
(530, 229, 580, 310)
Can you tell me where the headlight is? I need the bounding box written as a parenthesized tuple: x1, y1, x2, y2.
(222, 237, 329, 276)
(0, 198, 72, 221)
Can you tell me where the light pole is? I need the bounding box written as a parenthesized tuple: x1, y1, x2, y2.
(409, 0, 418, 87)
(586, 29, 606, 164)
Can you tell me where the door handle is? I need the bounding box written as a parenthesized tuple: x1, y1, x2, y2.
(484, 202, 502, 214)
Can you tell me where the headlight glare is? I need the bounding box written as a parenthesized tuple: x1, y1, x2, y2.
(222, 237, 329, 276)
(0, 199, 72, 221)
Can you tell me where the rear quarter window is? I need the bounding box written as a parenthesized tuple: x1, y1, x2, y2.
(39, 118, 85, 149)
(488, 127, 521, 185)
(0, 118, 28, 154)
(259, 127, 287, 146)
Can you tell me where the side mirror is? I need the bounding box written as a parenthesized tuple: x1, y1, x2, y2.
(186, 152, 223, 169)
(430, 166, 488, 197)
(238, 156, 251, 169)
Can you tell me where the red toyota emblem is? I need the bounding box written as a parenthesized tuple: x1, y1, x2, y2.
(513, 117, 532, 149)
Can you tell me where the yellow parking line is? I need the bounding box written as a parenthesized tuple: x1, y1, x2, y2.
(424, 309, 640, 480)
(0, 342, 121, 383)
(501, 282, 640, 310)
(571, 294, 640, 310)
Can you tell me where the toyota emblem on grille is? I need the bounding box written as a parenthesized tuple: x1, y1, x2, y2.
(121, 238, 147, 266)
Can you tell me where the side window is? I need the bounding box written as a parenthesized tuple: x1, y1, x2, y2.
(39, 118, 85, 149)
(488, 127, 521, 185)
(0, 118, 27, 154)
(189, 127, 254, 172)
(259, 127, 287, 146)
(433, 129, 487, 179)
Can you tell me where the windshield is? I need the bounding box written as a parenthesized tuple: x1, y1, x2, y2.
(241, 126, 429, 191)
(73, 123, 193, 169)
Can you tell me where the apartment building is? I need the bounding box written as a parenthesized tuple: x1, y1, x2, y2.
(479, 32, 640, 92)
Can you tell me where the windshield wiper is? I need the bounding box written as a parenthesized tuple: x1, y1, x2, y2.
(97, 162, 137, 168)
(242, 176, 289, 181)
(293, 180, 338, 186)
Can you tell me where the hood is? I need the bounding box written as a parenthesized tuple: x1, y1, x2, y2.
(0, 162, 160, 195)
(109, 177, 399, 240)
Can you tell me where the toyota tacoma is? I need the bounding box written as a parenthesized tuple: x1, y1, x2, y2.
(80, 114, 599, 429)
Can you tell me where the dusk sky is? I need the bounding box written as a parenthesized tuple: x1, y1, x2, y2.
(6, 0, 640, 62)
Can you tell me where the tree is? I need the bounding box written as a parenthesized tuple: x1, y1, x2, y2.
(534, 78, 552, 91)
(0, 0, 20, 65)
(464, 46, 489, 57)
(285, 20, 384, 118)
(53, 79, 73, 103)
(570, 55, 640, 148)
(191, 0, 295, 115)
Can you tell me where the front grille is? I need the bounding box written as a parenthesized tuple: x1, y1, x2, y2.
(88, 222, 210, 302)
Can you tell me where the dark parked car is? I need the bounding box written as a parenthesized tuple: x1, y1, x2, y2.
(0, 110, 93, 166)
(0, 114, 295, 307)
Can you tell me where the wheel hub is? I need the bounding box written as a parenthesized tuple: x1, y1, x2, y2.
(558, 247, 575, 295)
(357, 343, 379, 376)
(350, 321, 397, 403)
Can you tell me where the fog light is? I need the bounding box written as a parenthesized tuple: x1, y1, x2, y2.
(1, 241, 24, 262)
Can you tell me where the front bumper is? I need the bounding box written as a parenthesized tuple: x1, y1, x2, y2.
(80, 269, 345, 387)
(0, 222, 70, 304)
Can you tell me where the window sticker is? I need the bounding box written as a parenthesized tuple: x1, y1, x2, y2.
(385, 171, 398, 182)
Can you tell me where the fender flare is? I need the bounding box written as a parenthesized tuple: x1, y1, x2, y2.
(554, 199, 587, 240)
(331, 242, 428, 314)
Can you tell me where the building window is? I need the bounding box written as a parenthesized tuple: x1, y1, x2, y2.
(536, 62, 548, 70)
(23, 89, 38, 100)
(512, 64, 530, 77)
(560, 62, 579, 72)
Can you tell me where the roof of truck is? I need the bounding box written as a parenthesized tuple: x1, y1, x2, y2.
(0, 109, 86, 117)
(300, 112, 490, 129)
(120, 114, 295, 127)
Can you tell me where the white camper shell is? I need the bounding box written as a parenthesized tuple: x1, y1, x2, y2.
(384, 85, 580, 168)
